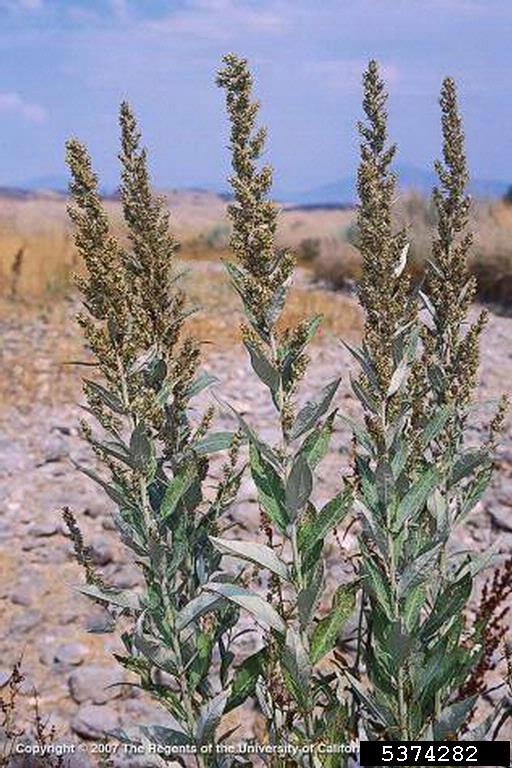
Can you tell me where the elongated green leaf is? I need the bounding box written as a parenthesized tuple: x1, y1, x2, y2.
(341, 415, 375, 455)
(280, 629, 311, 708)
(375, 460, 395, 511)
(433, 696, 478, 740)
(344, 672, 390, 726)
(265, 283, 287, 327)
(228, 408, 281, 469)
(350, 375, 380, 415)
(398, 542, 442, 597)
(210, 536, 290, 581)
(286, 454, 313, 519)
(451, 449, 490, 486)
(186, 371, 218, 398)
(129, 423, 154, 472)
(244, 340, 280, 394)
(84, 379, 125, 414)
(355, 456, 379, 514)
(387, 358, 409, 398)
(421, 573, 472, 642)
(225, 649, 266, 713)
(160, 465, 197, 519)
(300, 410, 337, 469)
(403, 583, 426, 632)
(196, 690, 228, 746)
(193, 431, 239, 456)
(140, 725, 190, 748)
(421, 405, 452, 447)
(133, 634, 178, 674)
(297, 562, 324, 629)
(459, 466, 493, 520)
(310, 584, 356, 664)
(289, 379, 341, 440)
(362, 556, 394, 621)
(249, 444, 288, 533)
(204, 582, 286, 633)
(75, 462, 135, 509)
(395, 466, 440, 528)
(176, 591, 225, 631)
(77, 583, 140, 611)
(298, 487, 352, 557)
(341, 339, 379, 387)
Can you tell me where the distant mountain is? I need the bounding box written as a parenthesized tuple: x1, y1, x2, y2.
(1, 163, 510, 206)
(285, 164, 511, 206)
(12, 174, 70, 193)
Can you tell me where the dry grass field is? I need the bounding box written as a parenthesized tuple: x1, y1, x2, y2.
(1, 189, 511, 310)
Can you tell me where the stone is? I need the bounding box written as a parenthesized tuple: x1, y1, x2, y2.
(31, 520, 60, 537)
(68, 665, 125, 704)
(88, 537, 114, 566)
(84, 501, 105, 519)
(489, 506, 512, 532)
(10, 583, 38, 607)
(85, 610, 115, 633)
(38, 434, 67, 465)
(71, 703, 119, 739)
(110, 564, 140, 589)
(10, 610, 42, 634)
(54, 642, 88, 666)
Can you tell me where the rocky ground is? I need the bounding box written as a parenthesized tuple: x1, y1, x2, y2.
(0, 269, 511, 766)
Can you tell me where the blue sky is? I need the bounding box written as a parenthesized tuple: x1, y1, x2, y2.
(0, 0, 511, 195)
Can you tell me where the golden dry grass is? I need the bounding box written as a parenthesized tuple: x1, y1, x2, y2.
(0, 192, 351, 299)
(0, 257, 362, 413)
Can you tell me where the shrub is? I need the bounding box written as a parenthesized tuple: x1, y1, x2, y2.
(63, 55, 511, 765)
(296, 237, 321, 264)
(310, 239, 361, 291)
(346, 62, 510, 741)
(65, 103, 244, 764)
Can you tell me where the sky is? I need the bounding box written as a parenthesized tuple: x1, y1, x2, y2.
(0, 0, 511, 196)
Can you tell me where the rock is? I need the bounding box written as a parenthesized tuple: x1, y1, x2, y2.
(123, 698, 179, 728)
(38, 434, 67, 465)
(84, 500, 105, 519)
(10, 610, 42, 634)
(489, 506, 512, 532)
(71, 703, 119, 739)
(85, 610, 115, 633)
(10, 582, 38, 606)
(110, 564, 140, 589)
(68, 665, 125, 704)
(88, 537, 114, 566)
(54, 642, 88, 666)
(31, 520, 60, 537)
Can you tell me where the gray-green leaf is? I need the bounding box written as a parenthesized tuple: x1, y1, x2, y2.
(204, 583, 286, 633)
(210, 536, 290, 581)
(289, 379, 341, 440)
(310, 584, 356, 664)
(285, 454, 313, 519)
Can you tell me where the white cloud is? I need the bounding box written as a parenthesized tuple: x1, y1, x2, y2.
(0, 92, 47, 122)
(144, 0, 284, 41)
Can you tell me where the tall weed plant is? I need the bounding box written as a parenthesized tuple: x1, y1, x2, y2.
(64, 56, 510, 766)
